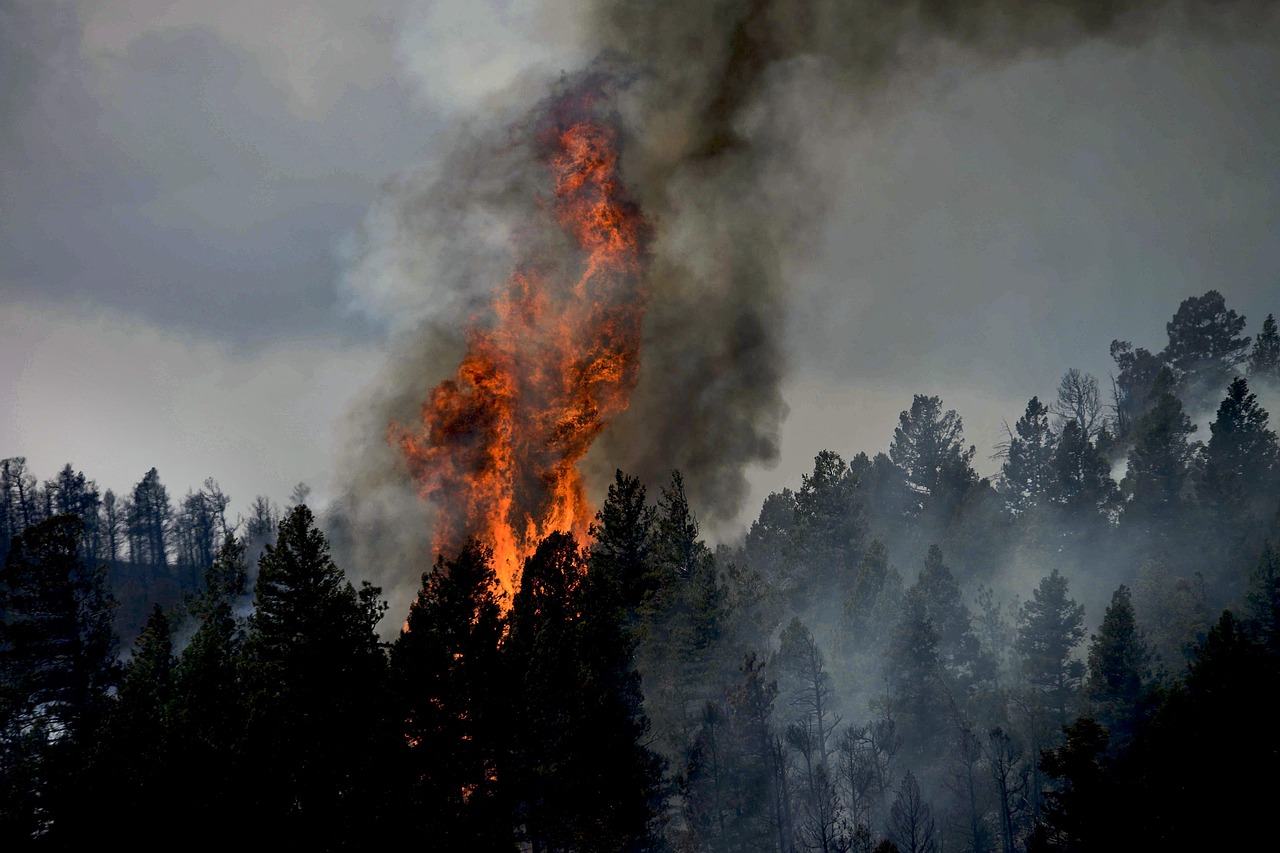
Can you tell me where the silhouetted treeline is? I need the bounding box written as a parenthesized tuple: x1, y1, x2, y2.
(2, 290, 1279, 850)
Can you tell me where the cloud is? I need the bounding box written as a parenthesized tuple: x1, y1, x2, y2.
(0, 298, 384, 515)
(76, 0, 402, 120)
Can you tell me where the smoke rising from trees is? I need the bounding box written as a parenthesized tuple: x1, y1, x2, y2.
(335, 1, 1277, 616)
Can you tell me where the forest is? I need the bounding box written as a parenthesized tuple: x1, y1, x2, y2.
(3, 288, 1280, 851)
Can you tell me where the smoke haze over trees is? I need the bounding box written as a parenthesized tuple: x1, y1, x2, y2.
(4, 288, 1280, 848)
(4, 0, 1280, 849)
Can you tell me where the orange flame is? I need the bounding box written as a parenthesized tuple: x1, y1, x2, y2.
(391, 86, 649, 602)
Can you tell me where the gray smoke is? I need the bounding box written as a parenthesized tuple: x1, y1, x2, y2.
(586, 0, 1270, 521)
(333, 0, 1274, 618)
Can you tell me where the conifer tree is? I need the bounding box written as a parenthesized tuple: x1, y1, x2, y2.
(239, 505, 391, 846)
(170, 564, 245, 832)
(1084, 586, 1150, 741)
(1247, 312, 1280, 387)
(589, 469, 658, 612)
(1197, 377, 1279, 525)
(86, 605, 179, 841)
(1017, 570, 1086, 729)
(1002, 397, 1056, 515)
(916, 545, 981, 679)
(1121, 392, 1198, 525)
(0, 515, 116, 843)
(507, 532, 663, 851)
(1047, 421, 1116, 519)
(1161, 289, 1250, 395)
(390, 540, 510, 848)
(890, 395, 978, 516)
(777, 617, 838, 768)
(885, 586, 948, 759)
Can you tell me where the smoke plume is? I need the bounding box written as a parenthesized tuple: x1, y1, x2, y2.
(333, 0, 1273, 615)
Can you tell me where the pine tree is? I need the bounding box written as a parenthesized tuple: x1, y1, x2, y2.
(1197, 377, 1279, 525)
(1002, 397, 1057, 515)
(777, 618, 839, 769)
(1161, 290, 1250, 395)
(1121, 392, 1198, 523)
(1047, 421, 1116, 519)
(793, 450, 867, 584)
(390, 540, 510, 848)
(0, 515, 117, 843)
(126, 467, 173, 568)
(1084, 586, 1150, 741)
(239, 505, 391, 846)
(507, 532, 663, 851)
(1032, 717, 1113, 853)
(845, 539, 902, 651)
(85, 605, 179, 841)
(1247, 312, 1280, 387)
(167, 537, 249, 836)
(1108, 341, 1166, 440)
(1017, 570, 1086, 729)
(890, 395, 978, 515)
(916, 545, 984, 691)
(589, 469, 658, 612)
(889, 771, 937, 853)
(884, 586, 948, 759)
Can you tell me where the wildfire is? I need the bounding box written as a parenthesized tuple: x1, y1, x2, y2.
(391, 84, 650, 602)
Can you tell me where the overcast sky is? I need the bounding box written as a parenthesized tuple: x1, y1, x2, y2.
(3, 0, 1278, 543)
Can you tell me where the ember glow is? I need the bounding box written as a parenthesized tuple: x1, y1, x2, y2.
(391, 84, 650, 601)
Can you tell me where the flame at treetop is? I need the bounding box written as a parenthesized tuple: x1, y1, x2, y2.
(391, 83, 651, 603)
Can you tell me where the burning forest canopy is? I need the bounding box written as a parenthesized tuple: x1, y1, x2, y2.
(3, 0, 1280, 849)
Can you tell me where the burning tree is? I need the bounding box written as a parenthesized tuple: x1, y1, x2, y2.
(391, 78, 652, 602)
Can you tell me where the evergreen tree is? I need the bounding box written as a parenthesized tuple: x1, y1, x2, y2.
(1247, 312, 1280, 387)
(589, 469, 658, 612)
(1047, 421, 1116, 518)
(1161, 289, 1250, 395)
(126, 467, 173, 568)
(168, 537, 249, 834)
(743, 487, 797, 577)
(884, 586, 948, 759)
(0, 515, 117, 843)
(1031, 717, 1113, 853)
(1108, 341, 1166, 441)
(1123, 610, 1278, 850)
(844, 539, 902, 650)
(1084, 586, 1150, 742)
(0, 458, 41, 564)
(1002, 397, 1057, 515)
(239, 505, 391, 847)
(890, 395, 978, 516)
(85, 605, 179, 841)
(776, 618, 839, 769)
(792, 450, 867, 588)
(1197, 377, 1279, 525)
(888, 771, 937, 853)
(1016, 570, 1086, 729)
(507, 532, 663, 851)
(391, 540, 511, 848)
(1121, 392, 1198, 524)
(916, 545, 984, 691)
(654, 471, 709, 584)
(722, 654, 784, 852)
(1245, 542, 1280, 655)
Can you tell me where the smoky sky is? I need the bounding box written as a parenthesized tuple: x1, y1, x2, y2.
(3, 1, 1279, 617)
(0, 1, 425, 344)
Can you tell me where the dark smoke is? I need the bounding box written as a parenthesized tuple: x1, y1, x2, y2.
(588, 0, 1269, 522)
(333, 0, 1273, 618)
